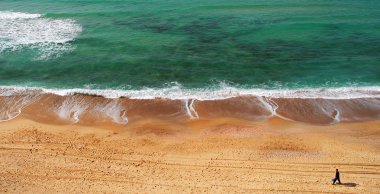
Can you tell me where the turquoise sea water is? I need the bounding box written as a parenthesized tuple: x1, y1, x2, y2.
(0, 0, 380, 91)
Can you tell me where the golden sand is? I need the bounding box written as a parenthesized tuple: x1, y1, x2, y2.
(1, 117, 380, 193)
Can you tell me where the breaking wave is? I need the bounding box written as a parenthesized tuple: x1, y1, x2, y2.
(0, 11, 82, 60)
(1, 85, 380, 100)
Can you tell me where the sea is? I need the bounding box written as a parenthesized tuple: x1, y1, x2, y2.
(1, 0, 380, 125)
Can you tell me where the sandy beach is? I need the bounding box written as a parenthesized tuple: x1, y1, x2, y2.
(1, 117, 380, 193)
(2, 1, 380, 193)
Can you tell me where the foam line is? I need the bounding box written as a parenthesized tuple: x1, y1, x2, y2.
(1, 85, 380, 100)
(120, 110, 129, 124)
(0, 110, 21, 122)
(184, 99, 199, 119)
(0, 94, 41, 122)
(258, 96, 293, 121)
(189, 99, 199, 119)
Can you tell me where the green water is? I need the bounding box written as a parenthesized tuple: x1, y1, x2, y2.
(0, 0, 380, 90)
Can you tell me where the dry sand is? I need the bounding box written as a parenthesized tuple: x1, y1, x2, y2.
(1, 117, 380, 193)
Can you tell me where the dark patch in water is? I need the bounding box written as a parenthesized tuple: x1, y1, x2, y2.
(180, 17, 228, 44)
(114, 17, 174, 33)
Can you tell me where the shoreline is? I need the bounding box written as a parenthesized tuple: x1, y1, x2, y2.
(1, 89, 380, 125)
(1, 117, 380, 193)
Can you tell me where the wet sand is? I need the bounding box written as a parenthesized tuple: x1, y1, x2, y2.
(1, 117, 380, 193)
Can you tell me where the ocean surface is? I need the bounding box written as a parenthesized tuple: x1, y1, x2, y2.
(0, 0, 380, 124)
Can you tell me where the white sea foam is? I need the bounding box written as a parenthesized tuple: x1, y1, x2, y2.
(0, 11, 82, 60)
(0, 11, 41, 19)
(257, 96, 293, 121)
(184, 99, 199, 119)
(56, 96, 89, 123)
(0, 94, 41, 121)
(93, 100, 129, 124)
(1, 85, 380, 100)
(332, 109, 340, 124)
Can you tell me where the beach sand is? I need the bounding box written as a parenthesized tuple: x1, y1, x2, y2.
(1, 117, 380, 193)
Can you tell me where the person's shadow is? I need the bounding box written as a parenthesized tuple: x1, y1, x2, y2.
(337, 183, 358, 187)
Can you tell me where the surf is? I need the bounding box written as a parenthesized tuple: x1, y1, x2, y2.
(0, 85, 380, 125)
(0, 11, 82, 60)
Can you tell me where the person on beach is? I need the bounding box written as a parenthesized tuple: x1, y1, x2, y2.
(332, 169, 341, 185)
